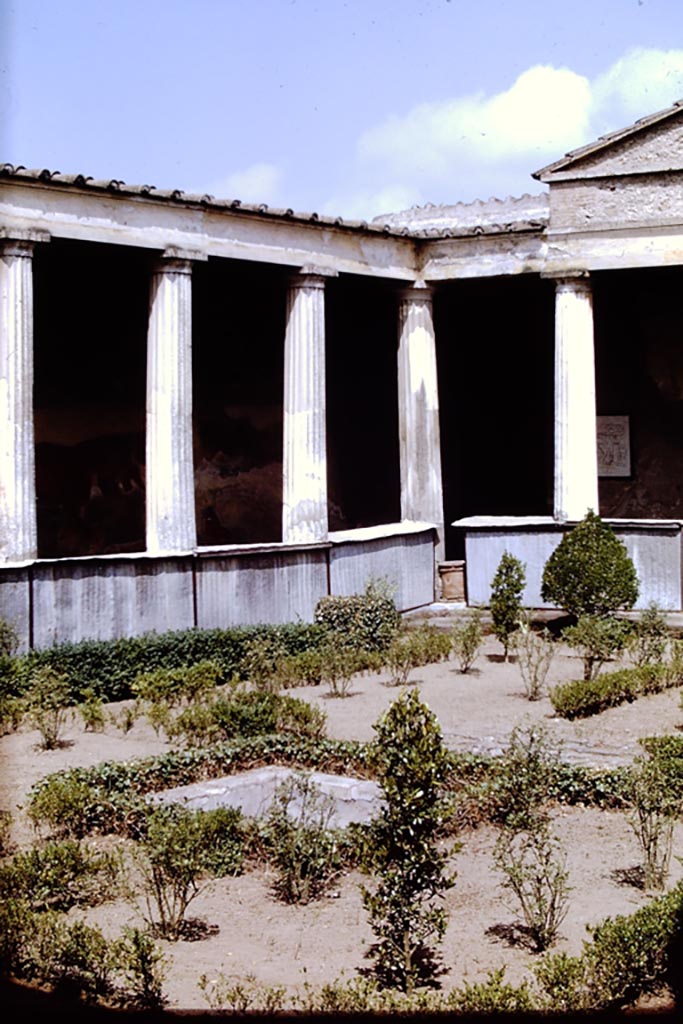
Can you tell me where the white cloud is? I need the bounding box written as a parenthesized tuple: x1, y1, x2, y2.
(321, 182, 422, 222)
(199, 162, 284, 204)
(590, 47, 683, 131)
(327, 48, 683, 218)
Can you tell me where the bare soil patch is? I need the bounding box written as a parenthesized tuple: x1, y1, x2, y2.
(2, 635, 682, 1011)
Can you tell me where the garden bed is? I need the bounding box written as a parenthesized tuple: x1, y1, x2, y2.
(2, 633, 683, 1012)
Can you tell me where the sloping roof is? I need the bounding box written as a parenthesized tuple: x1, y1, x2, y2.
(533, 98, 683, 180)
(0, 163, 545, 241)
(372, 193, 548, 236)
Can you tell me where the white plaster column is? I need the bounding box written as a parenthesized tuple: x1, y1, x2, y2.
(551, 273, 599, 522)
(146, 248, 205, 553)
(0, 235, 47, 562)
(282, 267, 333, 544)
(397, 284, 445, 561)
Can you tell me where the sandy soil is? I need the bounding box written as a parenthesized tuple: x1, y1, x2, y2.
(2, 635, 682, 1011)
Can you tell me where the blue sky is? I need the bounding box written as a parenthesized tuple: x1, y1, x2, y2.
(3, 0, 683, 218)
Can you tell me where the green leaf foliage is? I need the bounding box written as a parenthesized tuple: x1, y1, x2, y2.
(314, 579, 400, 652)
(541, 510, 639, 617)
(362, 688, 454, 992)
(490, 552, 526, 658)
(549, 661, 680, 719)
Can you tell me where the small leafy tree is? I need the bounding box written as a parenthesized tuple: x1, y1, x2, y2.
(490, 553, 526, 660)
(362, 688, 454, 992)
(26, 666, 72, 749)
(451, 611, 483, 673)
(541, 510, 639, 618)
(262, 771, 340, 904)
(628, 602, 669, 668)
(494, 825, 571, 952)
(627, 756, 682, 891)
(563, 615, 631, 681)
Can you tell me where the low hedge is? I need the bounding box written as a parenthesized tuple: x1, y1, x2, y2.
(28, 734, 372, 838)
(8, 622, 327, 704)
(29, 735, 634, 841)
(549, 663, 676, 720)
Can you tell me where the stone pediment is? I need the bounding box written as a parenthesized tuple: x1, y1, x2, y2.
(534, 100, 683, 181)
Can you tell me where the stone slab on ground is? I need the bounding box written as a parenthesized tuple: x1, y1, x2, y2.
(147, 765, 384, 827)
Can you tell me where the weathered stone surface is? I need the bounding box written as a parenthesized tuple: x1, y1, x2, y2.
(148, 766, 385, 828)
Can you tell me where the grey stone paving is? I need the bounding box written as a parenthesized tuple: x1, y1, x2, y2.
(443, 731, 639, 769)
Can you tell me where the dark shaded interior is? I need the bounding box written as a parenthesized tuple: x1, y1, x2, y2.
(595, 265, 683, 519)
(192, 258, 287, 545)
(435, 274, 555, 558)
(33, 239, 149, 557)
(325, 274, 401, 530)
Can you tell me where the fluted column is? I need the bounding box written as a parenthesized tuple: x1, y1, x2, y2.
(0, 235, 47, 562)
(146, 248, 205, 553)
(398, 284, 444, 561)
(282, 267, 333, 544)
(552, 273, 599, 522)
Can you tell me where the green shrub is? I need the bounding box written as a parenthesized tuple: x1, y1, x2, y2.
(262, 771, 340, 903)
(114, 926, 168, 1011)
(494, 825, 571, 952)
(451, 610, 483, 673)
(490, 552, 526, 660)
(28, 734, 371, 839)
(0, 899, 167, 1010)
(512, 615, 555, 701)
(0, 618, 20, 698)
(25, 666, 72, 749)
(535, 882, 683, 1011)
(314, 579, 400, 652)
(487, 724, 559, 832)
(447, 967, 536, 1014)
(0, 694, 24, 735)
(133, 803, 244, 940)
(541, 510, 639, 617)
(13, 622, 325, 704)
(384, 628, 451, 688)
(627, 756, 682, 891)
(562, 614, 631, 680)
(550, 662, 671, 719)
(362, 688, 454, 992)
(77, 688, 106, 732)
(584, 883, 683, 1009)
(0, 839, 120, 912)
(628, 602, 670, 667)
(132, 659, 224, 708)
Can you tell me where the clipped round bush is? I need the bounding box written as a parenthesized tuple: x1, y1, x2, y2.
(541, 511, 639, 618)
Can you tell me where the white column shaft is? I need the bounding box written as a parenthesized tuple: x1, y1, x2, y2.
(0, 241, 37, 562)
(398, 286, 444, 558)
(282, 274, 327, 543)
(146, 257, 197, 553)
(553, 276, 599, 521)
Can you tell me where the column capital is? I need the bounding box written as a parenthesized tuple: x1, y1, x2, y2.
(398, 282, 434, 304)
(289, 264, 338, 289)
(542, 269, 591, 292)
(154, 247, 208, 274)
(0, 230, 51, 258)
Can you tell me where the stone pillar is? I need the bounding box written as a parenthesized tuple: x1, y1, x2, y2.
(282, 267, 334, 544)
(0, 234, 47, 562)
(397, 284, 445, 561)
(551, 274, 599, 522)
(146, 248, 205, 553)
